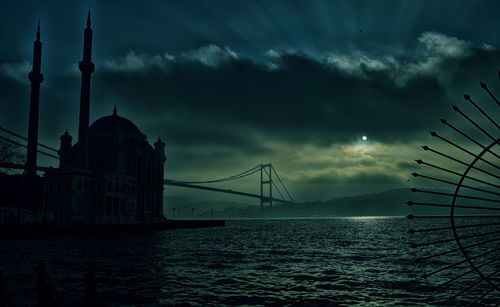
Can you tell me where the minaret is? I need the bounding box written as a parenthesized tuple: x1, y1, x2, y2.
(25, 20, 44, 177)
(77, 9, 95, 168)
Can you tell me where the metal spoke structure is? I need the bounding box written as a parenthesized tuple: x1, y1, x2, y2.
(409, 72, 500, 305)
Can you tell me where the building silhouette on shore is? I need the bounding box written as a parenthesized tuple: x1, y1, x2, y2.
(1, 10, 166, 224)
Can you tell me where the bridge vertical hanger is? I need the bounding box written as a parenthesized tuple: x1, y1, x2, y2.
(260, 164, 273, 208)
(260, 164, 263, 208)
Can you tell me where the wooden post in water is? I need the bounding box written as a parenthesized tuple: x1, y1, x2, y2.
(83, 268, 96, 307)
(36, 261, 46, 306)
(0, 270, 7, 307)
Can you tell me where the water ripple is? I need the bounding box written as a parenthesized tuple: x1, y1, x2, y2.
(0, 218, 496, 306)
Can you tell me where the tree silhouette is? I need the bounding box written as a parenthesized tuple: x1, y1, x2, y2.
(0, 139, 23, 174)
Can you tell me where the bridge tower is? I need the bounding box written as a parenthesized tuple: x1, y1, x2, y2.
(260, 163, 272, 208)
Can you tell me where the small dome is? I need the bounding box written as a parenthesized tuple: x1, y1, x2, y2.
(89, 113, 142, 135)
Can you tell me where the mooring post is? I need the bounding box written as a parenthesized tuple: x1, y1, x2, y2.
(0, 270, 7, 307)
(83, 268, 96, 307)
(36, 261, 47, 307)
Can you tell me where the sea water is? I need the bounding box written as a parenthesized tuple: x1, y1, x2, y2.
(0, 217, 498, 306)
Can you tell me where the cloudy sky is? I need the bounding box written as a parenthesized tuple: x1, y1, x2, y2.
(1, 0, 499, 203)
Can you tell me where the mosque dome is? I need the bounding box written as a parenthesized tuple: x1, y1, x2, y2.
(89, 106, 143, 136)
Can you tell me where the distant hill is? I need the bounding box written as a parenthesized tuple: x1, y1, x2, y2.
(166, 186, 492, 219)
(168, 187, 487, 219)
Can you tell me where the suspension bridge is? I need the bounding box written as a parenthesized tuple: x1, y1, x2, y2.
(0, 125, 294, 207)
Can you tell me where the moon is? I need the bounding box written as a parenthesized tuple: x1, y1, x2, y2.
(362, 136, 368, 141)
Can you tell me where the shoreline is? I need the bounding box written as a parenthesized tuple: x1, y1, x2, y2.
(0, 219, 225, 239)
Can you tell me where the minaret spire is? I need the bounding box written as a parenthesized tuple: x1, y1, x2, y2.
(25, 20, 44, 177)
(77, 8, 95, 168)
(87, 6, 91, 27)
(36, 19, 40, 40)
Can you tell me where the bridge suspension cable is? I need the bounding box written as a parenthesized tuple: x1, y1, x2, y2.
(272, 166, 293, 201)
(0, 125, 58, 152)
(0, 134, 59, 160)
(271, 178, 285, 201)
(165, 163, 294, 206)
(167, 164, 261, 184)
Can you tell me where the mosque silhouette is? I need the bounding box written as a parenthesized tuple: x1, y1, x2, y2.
(0, 10, 166, 225)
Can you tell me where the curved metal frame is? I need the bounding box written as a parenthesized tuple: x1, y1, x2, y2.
(450, 138, 500, 292)
(409, 74, 499, 304)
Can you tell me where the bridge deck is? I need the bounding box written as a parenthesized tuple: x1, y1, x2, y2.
(164, 180, 293, 204)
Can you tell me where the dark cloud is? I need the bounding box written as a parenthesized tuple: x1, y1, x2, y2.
(395, 161, 418, 171)
(300, 171, 404, 186)
(90, 42, 500, 148)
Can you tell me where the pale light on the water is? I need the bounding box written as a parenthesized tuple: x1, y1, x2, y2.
(347, 216, 392, 220)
